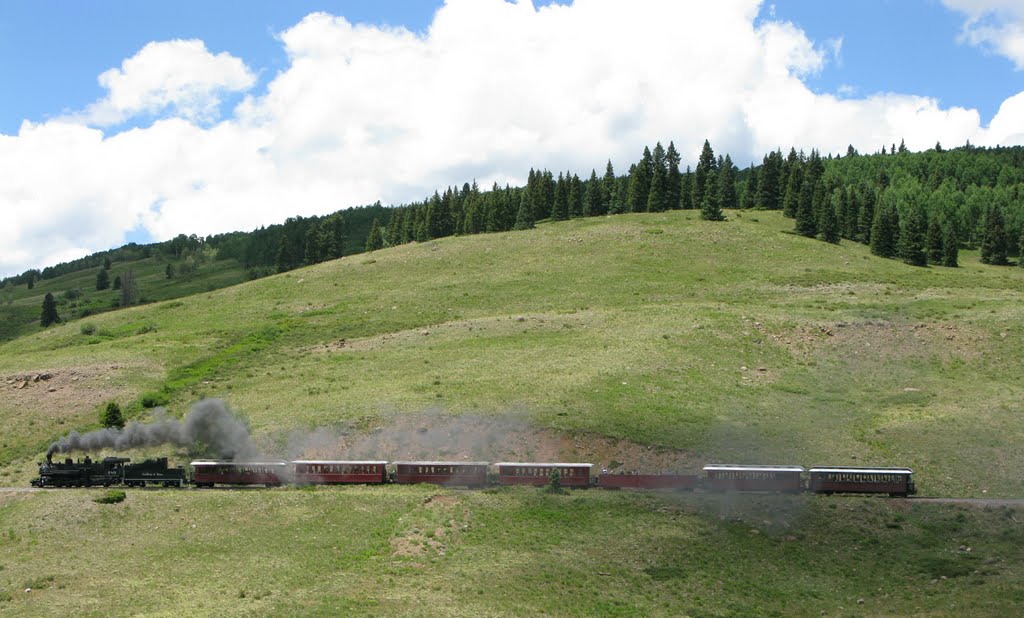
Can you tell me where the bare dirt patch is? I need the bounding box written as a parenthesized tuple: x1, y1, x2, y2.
(2, 365, 136, 424)
(761, 320, 986, 363)
(390, 493, 468, 563)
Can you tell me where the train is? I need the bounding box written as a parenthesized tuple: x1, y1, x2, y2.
(31, 456, 185, 488)
(32, 457, 917, 497)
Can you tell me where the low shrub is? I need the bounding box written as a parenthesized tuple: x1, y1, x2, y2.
(139, 391, 170, 408)
(80, 323, 97, 336)
(94, 490, 126, 504)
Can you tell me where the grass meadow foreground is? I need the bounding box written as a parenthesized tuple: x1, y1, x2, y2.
(0, 487, 1021, 617)
(1, 211, 1023, 615)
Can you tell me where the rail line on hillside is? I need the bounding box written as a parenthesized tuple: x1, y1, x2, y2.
(2, 486, 1023, 506)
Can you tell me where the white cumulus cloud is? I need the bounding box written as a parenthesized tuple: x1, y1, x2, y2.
(76, 39, 256, 126)
(942, 0, 1024, 68)
(3, 0, 1024, 278)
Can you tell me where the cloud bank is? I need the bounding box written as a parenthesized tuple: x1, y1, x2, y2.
(943, 0, 1024, 69)
(3, 0, 1024, 277)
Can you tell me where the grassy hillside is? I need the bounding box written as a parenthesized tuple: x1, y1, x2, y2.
(2, 210, 1022, 495)
(0, 487, 1021, 616)
(2, 210, 1024, 616)
(0, 255, 247, 344)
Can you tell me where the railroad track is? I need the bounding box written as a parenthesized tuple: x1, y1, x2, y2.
(2, 486, 1023, 506)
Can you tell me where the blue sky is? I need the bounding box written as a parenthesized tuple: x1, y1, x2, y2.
(2, 1, 1019, 134)
(771, 0, 1022, 122)
(2, 0, 1024, 277)
(0, 1, 439, 134)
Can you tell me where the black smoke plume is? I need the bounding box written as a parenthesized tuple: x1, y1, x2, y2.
(47, 398, 258, 461)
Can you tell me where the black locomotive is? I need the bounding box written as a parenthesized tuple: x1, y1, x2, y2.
(31, 456, 185, 488)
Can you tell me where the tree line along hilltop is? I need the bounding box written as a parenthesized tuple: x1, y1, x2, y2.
(3, 139, 1024, 337)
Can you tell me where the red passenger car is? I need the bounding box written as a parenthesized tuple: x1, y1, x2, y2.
(495, 463, 593, 487)
(808, 466, 915, 497)
(702, 464, 805, 493)
(393, 461, 489, 487)
(599, 472, 699, 490)
(191, 461, 287, 487)
(292, 460, 388, 485)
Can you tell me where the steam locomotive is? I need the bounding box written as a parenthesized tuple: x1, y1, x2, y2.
(32, 457, 917, 496)
(31, 456, 185, 488)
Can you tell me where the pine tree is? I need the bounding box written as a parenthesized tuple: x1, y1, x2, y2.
(103, 257, 111, 270)
(538, 171, 554, 220)
(756, 150, 783, 210)
(782, 162, 803, 218)
(818, 194, 840, 244)
(304, 225, 324, 263)
(646, 168, 665, 213)
(870, 198, 900, 258)
(113, 275, 122, 291)
(40, 292, 59, 327)
(424, 191, 443, 239)
(693, 140, 716, 211)
(646, 142, 668, 212)
(925, 217, 944, 264)
(551, 172, 568, 220)
(384, 211, 402, 248)
(718, 154, 738, 210)
(164, 263, 174, 279)
(101, 402, 125, 429)
(463, 194, 483, 234)
(567, 174, 583, 218)
(741, 166, 759, 209)
(794, 178, 817, 237)
(365, 218, 384, 251)
(877, 166, 890, 190)
(665, 142, 682, 210)
(897, 202, 927, 266)
(980, 204, 1008, 265)
(275, 236, 293, 272)
(629, 147, 652, 212)
(857, 185, 876, 244)
(679, 167, 694, 210)
(841, 186, 859, 240)
(602, 161, 617, 214)
(700, 169, 724, 221)
(514, 191, 535, 230)
(585, 169, 603, 216)
(942, 224, 959, 267)
(96, 269, 110, 290)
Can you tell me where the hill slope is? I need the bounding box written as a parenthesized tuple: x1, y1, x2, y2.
(0, 254, 248, 343)
(2, 210, 1022, 496)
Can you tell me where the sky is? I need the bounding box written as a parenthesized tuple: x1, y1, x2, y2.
(2, 0, 1024, 278)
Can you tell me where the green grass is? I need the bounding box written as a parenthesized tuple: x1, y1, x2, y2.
(0, 487, 1021, 616)
(2, 209, 1024, 615)
(1, 211, 1023, 497)
(0, 255, 247, 343)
